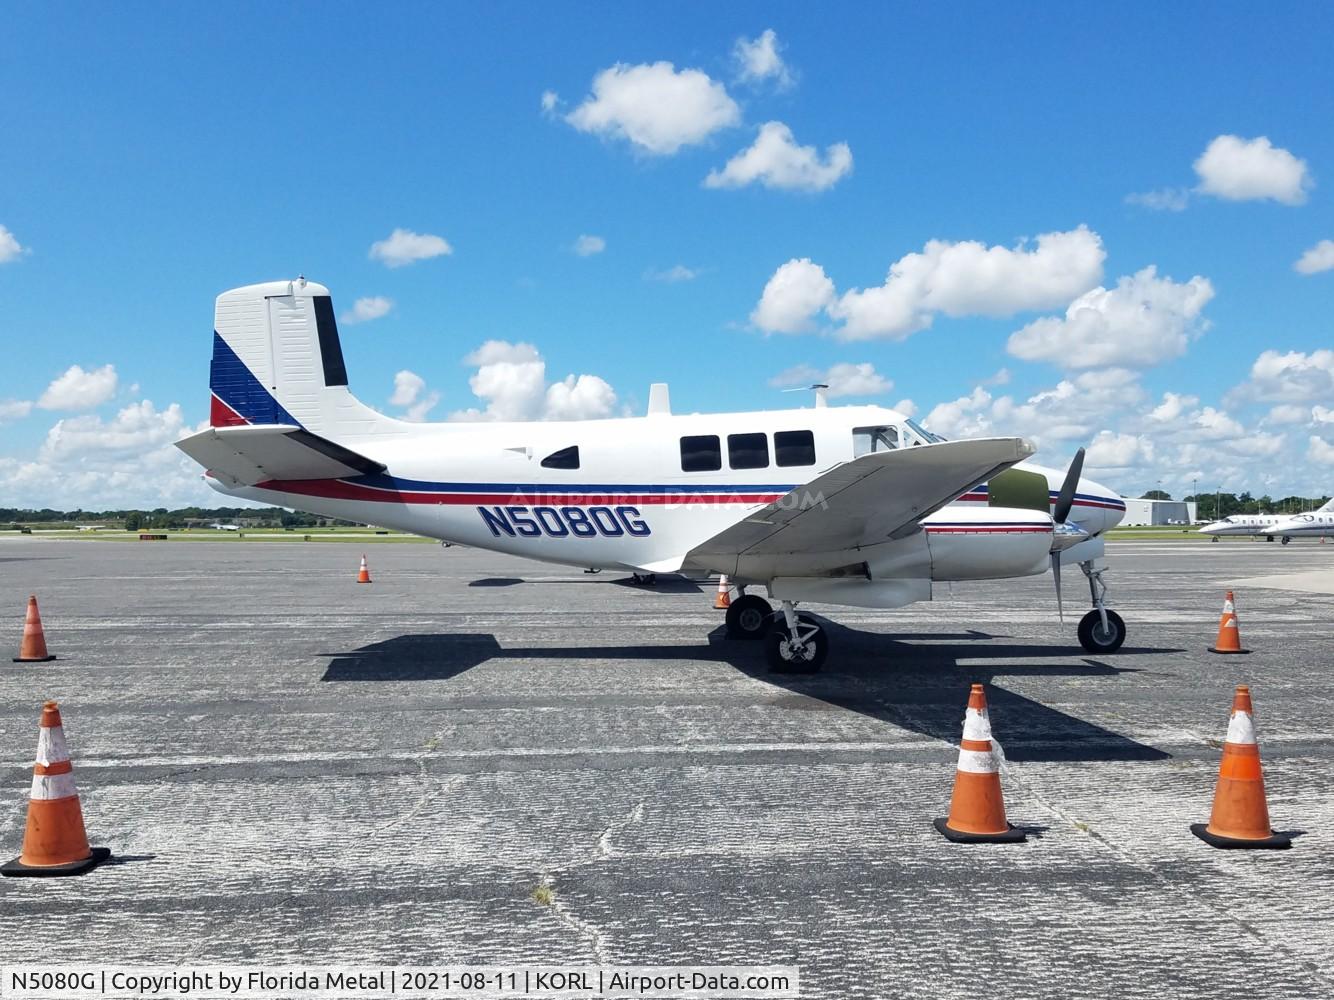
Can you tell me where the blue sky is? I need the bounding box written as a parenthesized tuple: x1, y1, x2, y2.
(2, 3, 1332, 507)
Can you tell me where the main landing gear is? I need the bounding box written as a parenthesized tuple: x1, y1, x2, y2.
(722, 594, 827, 673)
(1077, 561, 1126, 653)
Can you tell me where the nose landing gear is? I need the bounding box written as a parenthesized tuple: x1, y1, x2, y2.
(1077, 561, 1125, 653)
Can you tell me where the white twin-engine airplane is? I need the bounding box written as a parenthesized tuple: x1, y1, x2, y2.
(1262, 498, 1334, 542)
(176, 278, 1130, 672)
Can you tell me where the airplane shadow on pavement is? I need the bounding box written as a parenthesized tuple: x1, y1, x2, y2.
(319, 620, 1178, 763)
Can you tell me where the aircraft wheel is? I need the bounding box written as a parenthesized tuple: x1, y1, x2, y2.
(725, 595, 772, 640)
(1281, 536, 1291, 545)
(1078, 609, 1126, 654)
(765, 614, 828, 673)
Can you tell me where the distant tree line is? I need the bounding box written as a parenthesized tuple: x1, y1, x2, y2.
(1, 506, 363, 531)
(1163, 493, 1332, 518)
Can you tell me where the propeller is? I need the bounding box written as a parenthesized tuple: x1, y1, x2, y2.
(1050, 447, 1087, 623)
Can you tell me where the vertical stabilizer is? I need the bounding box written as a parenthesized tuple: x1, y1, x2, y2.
(209, 278, 394, 439)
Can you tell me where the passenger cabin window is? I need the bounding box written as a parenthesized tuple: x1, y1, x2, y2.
(728, 432, 769, 470)
(680, 435, 722, 472)
(540, 445, 580, 470)
(774, 430, 816, 467)
(852, 426, 899, 457)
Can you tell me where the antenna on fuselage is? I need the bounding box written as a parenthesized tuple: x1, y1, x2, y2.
(782, 383, 829, 408)
(647, 382, 671, 416)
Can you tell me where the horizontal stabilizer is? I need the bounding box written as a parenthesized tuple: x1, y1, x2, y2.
(175, 424, 385, 487)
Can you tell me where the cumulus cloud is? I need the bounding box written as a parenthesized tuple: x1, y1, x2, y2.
(1229, 349, 1334, 404)
(1149, 392, 1200, 422)
(1006, 266, 1214, 369)
(540, 90, 560, 115)
(1265, 403, 1310, 425)
(1125, 188, 1190, 212)
(341, 296, 394, 325)
(1294, 240, 1334, 275)
(734, 29, 792, 88)
(1193, 135, 1312, 205)
(572, 234, 606, 257)
(388, 370, 438, 421)
(450, 341, 617, 422)
(751, 258, 836, 334)
(564, 61, 740, 155)
(390, 370, 425, 407)
(1313, 405, 1334, 425)
(645, 264, 699, 283)
(1307, 436, 1334, 465)
(770, 362, 892, 398)
(705, 122, 852, 192)
(753, 227, 1104, 340)
(369, 228, 453, 267)
(1086, 431, 1156, 470)
(0, 399, 33, 424)
(37, 364, 119, 411)
(0, 224, 26, 263)
(0, 400, 217, 509)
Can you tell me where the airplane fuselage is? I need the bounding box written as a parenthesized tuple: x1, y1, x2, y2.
(212, 404, 1125, 581)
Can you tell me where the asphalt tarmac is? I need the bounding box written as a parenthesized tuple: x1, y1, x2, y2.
(1, 537, 1331, 998)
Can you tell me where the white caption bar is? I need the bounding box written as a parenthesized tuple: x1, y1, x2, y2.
(0, 966, 800, 999)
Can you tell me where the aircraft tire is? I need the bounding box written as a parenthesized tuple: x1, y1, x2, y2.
(765, 614, 828, 673)
(1281, 536, 1291, 545)
(725, 595, 773, 639)
(1078, 609, 1126, 654)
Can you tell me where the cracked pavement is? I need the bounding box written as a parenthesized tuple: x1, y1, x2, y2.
(1, 537, 1331, 997)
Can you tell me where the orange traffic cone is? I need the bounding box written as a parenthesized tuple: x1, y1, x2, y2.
(2, 701, 110, 877)
(934, 684, 1025, 843)
(1208, 590, 1249, 654)
(1191, 685, 1290, 849)
(13, 595, 56, 663)
(357, 554, 372, 584)
(714, 574, 732, 610)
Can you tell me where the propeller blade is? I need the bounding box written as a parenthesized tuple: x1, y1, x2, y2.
(1053, 447, 1086, 525)
(1052, 553, 1064, 624)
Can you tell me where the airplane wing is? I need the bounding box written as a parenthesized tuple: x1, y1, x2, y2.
(688, 437, 1034, 562)
(175, 424, 386, 486)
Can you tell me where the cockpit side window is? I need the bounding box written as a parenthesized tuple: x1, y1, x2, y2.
(852, 426, 899, 457)
(540, 446, 580, 470)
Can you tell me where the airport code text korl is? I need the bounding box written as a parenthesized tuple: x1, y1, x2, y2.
(1, 965, 800, 999)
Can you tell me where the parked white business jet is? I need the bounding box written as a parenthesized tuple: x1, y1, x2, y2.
(1262, 498, 1334, 543)
(1198, 513, 1291, 541)
(176, 278, 1129, 671)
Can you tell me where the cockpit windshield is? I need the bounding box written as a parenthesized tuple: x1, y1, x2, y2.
(904, 418, 947, 445)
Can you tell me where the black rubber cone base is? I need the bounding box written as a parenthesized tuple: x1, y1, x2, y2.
(934, 818, 1027, 844)
(1207, 647, 1250, 654)
(1, 846, 110, 877)
(12, 655, 56, 662)
(1190, 823, 1290, 850)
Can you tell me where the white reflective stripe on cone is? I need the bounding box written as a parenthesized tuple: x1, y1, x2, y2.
(30, 771, 78, 800)
(956, 748, 998, 774)
(962, 707, 991, 742)
(35, 726, 70, 766)
(1226, 710, 1257, 745)
(1223, 598, 1235, 613)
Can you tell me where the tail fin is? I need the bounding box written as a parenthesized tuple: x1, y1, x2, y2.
(209, 277, 393, 438)
(1319, 497, 1334, 513)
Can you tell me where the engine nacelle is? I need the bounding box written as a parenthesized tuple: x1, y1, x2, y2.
(924, 505, 1053, 581)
